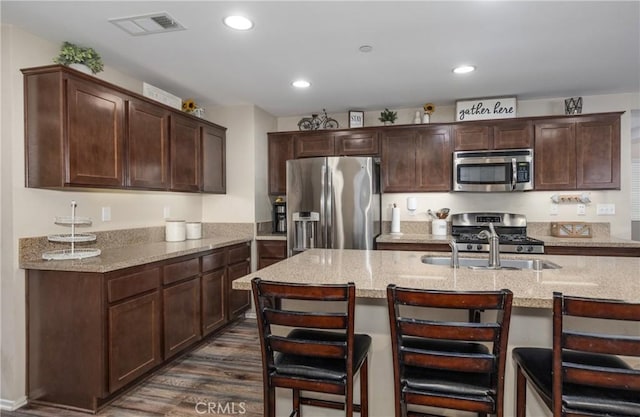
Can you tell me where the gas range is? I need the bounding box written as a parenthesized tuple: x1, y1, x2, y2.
(451, 212, 544, 254)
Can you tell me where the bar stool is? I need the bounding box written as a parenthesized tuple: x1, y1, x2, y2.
(512, 292, 640, 416)
(386, 285, 513, 417)
(251, 277, 371, 417)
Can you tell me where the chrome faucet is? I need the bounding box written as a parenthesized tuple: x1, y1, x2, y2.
(478, 222, 501, 268)
(449, 239, 459, 268)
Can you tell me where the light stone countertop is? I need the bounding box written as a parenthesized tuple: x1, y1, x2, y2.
(233, 249, 640, 308)
(376, 232, 640, 248)
(20, 236, 251, 273)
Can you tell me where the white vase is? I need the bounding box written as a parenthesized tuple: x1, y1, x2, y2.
(414, 111, 422, 124)
(69, 63, 92, 75)
(422, 113, 431, 124)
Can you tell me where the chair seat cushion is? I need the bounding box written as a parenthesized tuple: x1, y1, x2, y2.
(272, 329, 371, 382)
(401, 337, 494, 399)
(512, 347, 640, 416)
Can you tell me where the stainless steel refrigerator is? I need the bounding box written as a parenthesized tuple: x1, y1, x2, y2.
(286, 156, 380, 256)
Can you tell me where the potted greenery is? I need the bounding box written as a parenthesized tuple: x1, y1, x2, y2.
(378, 108, 398, 125)
(53, 41, 104, 75)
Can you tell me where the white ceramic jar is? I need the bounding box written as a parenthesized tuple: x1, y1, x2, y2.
(165, 220, 186, 242)
(186, 222, 202, 240)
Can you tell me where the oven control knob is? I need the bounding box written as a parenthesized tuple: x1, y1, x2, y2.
(527, 246, 534, 252)
(466, 244, 473, 251)
(476, 244, 483, 251)
(517, 246, 524, 252)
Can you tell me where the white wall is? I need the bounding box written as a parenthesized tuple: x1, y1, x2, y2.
(278, 94, 639, 239)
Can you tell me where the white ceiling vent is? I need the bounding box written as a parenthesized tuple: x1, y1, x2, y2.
(109, 12, 186, 36)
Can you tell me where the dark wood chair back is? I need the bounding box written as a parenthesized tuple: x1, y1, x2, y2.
(552, 292, 640, 416)
(252, 277, 369, 417)
(387, 285, 513, 417)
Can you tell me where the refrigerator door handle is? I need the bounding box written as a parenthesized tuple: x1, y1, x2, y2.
(320, 164, 327, 248)
(327, 167, 333, 248)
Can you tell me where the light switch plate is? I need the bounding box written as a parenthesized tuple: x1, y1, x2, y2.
(577, 204, 586, 215)
(596, 203, 615, 215)
(163, 206, 171, 219)
(550, 204, 559, 215)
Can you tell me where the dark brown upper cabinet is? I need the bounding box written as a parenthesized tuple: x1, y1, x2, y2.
(268, 132, 295, 195)
(22, 65, 226, 194)
(453, 120, 532, 150)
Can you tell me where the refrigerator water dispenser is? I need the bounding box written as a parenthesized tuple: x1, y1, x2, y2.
(292, 211, 319, 253)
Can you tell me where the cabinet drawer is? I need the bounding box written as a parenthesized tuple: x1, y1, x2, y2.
(228, 243, 250, 264)
(258, 240, 286, 259)
(108, 268, 160, 303)
(163, 257, 200, 285)
(202, 249, 225, 273)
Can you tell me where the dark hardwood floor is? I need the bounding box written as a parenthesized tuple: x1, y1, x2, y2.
(2, 320, 263, 417)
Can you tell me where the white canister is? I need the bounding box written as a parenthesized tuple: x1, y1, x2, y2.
(432, 219, 448, 236)
(165, 220, 186, 242)
(186, 222, 202, 240)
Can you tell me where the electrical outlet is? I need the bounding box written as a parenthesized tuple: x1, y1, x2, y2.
(163, 206, 171, 219)
(101, 207, 111, 221)
(576, 204, 586, 215)
(550, 204, 559, 215)
(596, 203, 615, 215)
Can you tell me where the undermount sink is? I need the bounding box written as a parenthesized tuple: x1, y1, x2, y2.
(421, 256, 561, 271)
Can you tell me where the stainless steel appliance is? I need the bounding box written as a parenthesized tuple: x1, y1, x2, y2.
(273, 202, 287, 233)
(451, 212, 544, 254)
(286, 157, 380, 256)
(453, 148, 534, 192)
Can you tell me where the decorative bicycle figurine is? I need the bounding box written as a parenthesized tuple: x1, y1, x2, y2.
(297, 109, 339, 130)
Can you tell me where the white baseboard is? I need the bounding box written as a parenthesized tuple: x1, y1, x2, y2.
(0, 396, 28, 411)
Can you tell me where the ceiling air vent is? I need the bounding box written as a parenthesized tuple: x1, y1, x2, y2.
(109, 12, 186, 36)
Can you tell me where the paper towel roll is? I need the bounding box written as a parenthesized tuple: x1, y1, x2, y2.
(391, 206, 401, 234)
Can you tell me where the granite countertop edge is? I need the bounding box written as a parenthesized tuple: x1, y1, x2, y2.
(20, 236, 252, 273)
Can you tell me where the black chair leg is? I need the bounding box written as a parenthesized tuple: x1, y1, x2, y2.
(360, 357, 368, 417)
(293, 388, 301, 417)
(515, 364, 527, 417)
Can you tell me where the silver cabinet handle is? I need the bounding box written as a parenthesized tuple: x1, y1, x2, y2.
(511, 158, 517, 190)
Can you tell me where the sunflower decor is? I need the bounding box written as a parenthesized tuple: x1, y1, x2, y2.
(423, 103, 436, 115)
(182, 99, 199, 113)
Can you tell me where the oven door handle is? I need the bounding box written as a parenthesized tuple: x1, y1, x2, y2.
(511, 158, 517, 190)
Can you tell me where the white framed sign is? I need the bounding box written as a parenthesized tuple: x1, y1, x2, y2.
(455, 97, 517, 121)
(349, 110, 364, 128)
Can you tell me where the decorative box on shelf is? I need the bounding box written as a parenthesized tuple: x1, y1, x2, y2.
(550, 222, 592, 238)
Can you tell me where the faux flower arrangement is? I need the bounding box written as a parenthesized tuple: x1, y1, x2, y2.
(423, 103, 436, 115)
(379, 108, 398, 124)
(182, 98, 199, 113)
(53, 41, 104, 74)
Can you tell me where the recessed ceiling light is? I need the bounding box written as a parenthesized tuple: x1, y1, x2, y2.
(223, 15, 253, 30)
(359, 45, 373, 53)
(292, 80, 311, 88)
(453, 65, 476, 74)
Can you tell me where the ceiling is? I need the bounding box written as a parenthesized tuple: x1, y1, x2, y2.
(2, 1, 639, 117)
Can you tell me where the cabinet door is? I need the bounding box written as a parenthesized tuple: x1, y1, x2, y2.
(294, 133, 335, 157)
(257, 240, 287, 270)
(163, 278, 201, 358)
(108, 291, 161, 392)
(534, 121, 576, 190)
(202, 125, 226, 193)
(268, 133, 294, 195)
(493, 120, 533, 149)
(380, 128, 416, 192)
(415, 126, 452, 191)
(66, 77, 125, 186)
(335, 131, 379, 155)
(453, 124, 492, 150)
(170, 114, 201, 192)
(576, 116, 620, 189)
(202, 268, 226, 336)
(127, 99, 170, 189)
(227, 260, 251, 319)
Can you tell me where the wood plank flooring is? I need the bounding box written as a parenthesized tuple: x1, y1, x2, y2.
(2, 319, 263, 417)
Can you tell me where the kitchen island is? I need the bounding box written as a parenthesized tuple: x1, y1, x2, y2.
(234, 249, 640, 417)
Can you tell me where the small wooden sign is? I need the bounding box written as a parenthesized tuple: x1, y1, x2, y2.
(455, 97, 517, 121)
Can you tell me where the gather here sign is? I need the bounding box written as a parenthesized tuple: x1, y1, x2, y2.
(456, 97, 517, 121)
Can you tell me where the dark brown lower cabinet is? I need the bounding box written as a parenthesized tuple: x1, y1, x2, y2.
(257, 239, 287, 269)
(108, 291, 161, 392)
(26, 240, 251, 412)
(163, 277, 202, 358)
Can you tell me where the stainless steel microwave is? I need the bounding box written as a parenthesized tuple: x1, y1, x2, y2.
(453, 148, 534, 192)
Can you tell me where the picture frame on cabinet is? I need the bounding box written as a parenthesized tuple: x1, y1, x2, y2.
(349, 110, 364, 128)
